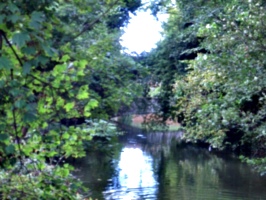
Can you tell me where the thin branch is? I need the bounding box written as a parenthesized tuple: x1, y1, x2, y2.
(0, 29, 23, 67)
(12, 108, 24, 168)
(0, 29, 59, 89)
(0, 30, 25, 167)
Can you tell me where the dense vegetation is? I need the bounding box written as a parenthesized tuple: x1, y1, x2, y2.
(147, 0, 266, 175)
(0, 0, 143, 199)
(1, 0, 266, 198)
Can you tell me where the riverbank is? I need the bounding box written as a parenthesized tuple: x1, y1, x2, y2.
(112, 114, 181, 131)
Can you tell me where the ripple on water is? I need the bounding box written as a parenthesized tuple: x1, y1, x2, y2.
(104, 187, 158, 200)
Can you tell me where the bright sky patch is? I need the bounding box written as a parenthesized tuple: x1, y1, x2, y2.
(120, 10, 168, 54)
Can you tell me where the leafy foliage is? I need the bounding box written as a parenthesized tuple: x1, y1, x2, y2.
(147, 0, 266, 174)
(0, 0, 143, 198)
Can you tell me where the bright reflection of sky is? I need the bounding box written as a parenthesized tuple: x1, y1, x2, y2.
(104, 147, 158, 199)
(118, 147, 157, 188)
(120, 9, 168, 54)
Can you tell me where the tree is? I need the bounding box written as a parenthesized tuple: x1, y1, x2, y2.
(147, 0, 266, 174)
(0, 0, 143, 198)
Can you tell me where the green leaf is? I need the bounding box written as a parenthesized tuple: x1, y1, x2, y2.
(22, 47, 36, 55)
(88, 99, 98, 108)
(53, 64, 67, 76)
(31, 11, 45, 22)
(12, 32, 30, 48)
(0, 134, 9, 141)
(84, 99, 98, 117)
(0, 80, 5, 88)
(5, 144, 15, 155)
(42, 45, 56, 56)
(29, 11, 44, 29)
(39, 162, 46, 170)
(77, 70, 85, 76)
(0, 57, 13, 70)
(8, 3, 19, 13)
(78, 60, 88, 68)
(62, 133, 70, 139)
(23, 62, 32, 75)
(60, 168, 69, 177)
(77, 86, 89, 100)
(14, 99, 26, 108)
(23, 146, 33, 156)
(47, 151, 58, 157)
(64, 102, 75, 112)
(0, 14, 5, 23)
(61, 55, 70, 62)
(23, 112, 37, 123)
(9, 88, 21, 96)
(56, 97, 65, 108)
(72, 134, 77, 141)
(10, 14, 20, 23)
(37, 55, 49, 65)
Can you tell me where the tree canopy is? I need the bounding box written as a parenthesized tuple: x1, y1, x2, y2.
(0, 0, 144, 198)
(146, 0, 266, 174)
(0, 0, 266, 198)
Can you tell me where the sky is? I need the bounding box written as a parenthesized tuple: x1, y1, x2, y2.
(120, 9, 168, 54)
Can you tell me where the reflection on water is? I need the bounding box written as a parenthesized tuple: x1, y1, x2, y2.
(117, 148, 156, 188)
(72, 126, 266, 200)
(104, 147, 158, 199)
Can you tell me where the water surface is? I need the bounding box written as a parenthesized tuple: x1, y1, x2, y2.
(73, 126, 266, 200)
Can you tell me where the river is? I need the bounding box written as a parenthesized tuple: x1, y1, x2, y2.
(72, 125, 266, 200)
